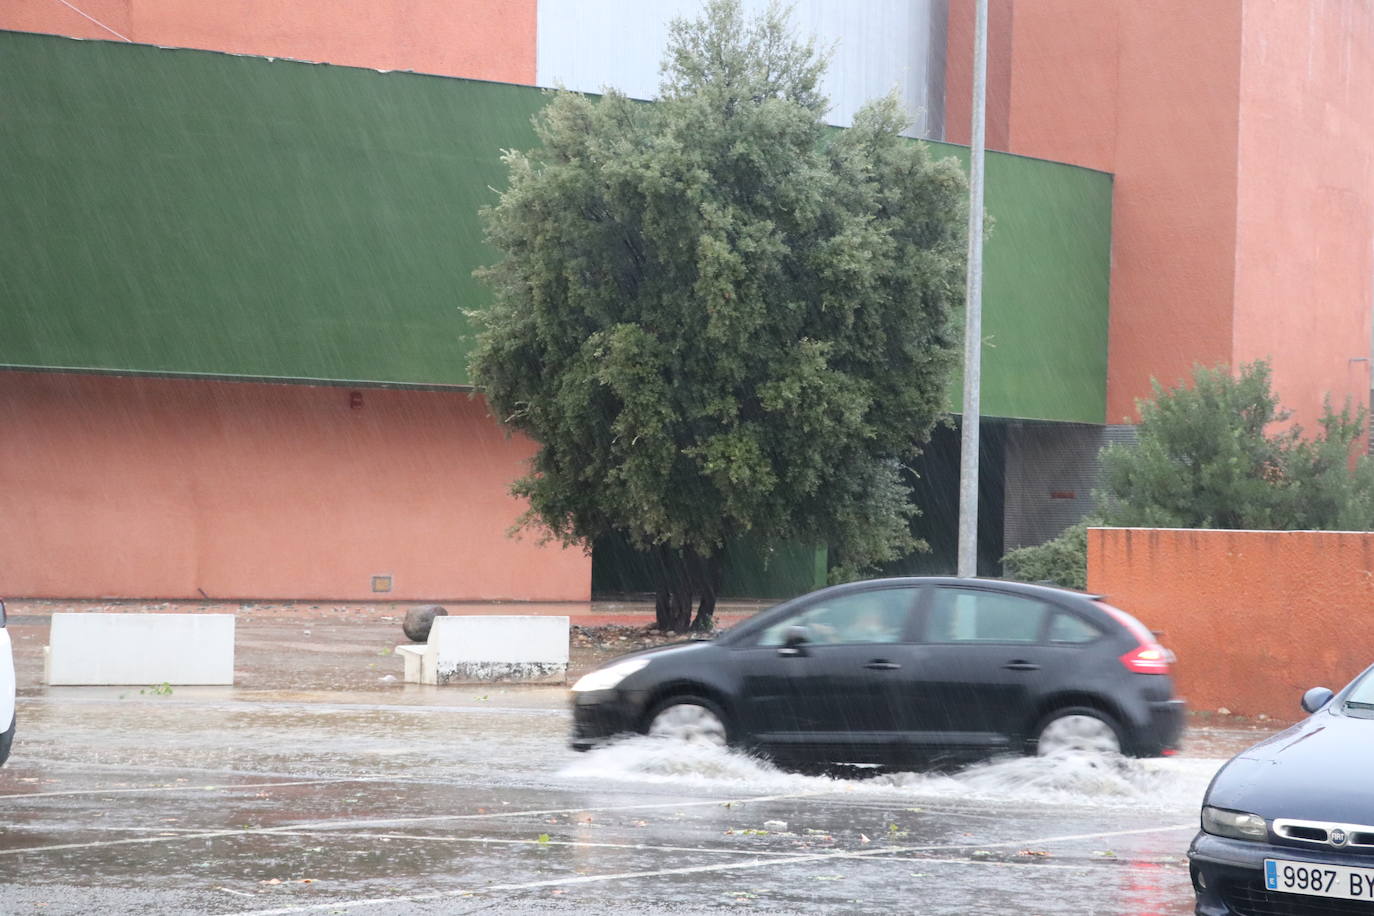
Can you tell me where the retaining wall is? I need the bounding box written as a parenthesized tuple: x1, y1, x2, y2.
(1087, 527, 1374, 719)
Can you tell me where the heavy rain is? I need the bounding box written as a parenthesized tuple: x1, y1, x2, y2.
(3, 1, 1372, 915)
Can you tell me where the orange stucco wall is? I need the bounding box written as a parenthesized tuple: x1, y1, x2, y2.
(944, 0, 1013, 152)
(0, 0, 536, 84)
(948, 1, 1371, 430)
(949, 0, 1243, 424)
(1087, 527, 1374, 719)
(1230, 0, 1374, 431)
(0, 372, 589, 601)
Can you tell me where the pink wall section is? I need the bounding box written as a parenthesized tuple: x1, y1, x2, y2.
(948, 0, 1371, 431)
(1102, 1, 1244, 423)
(0, 0, 537, 84)
(946, 1, 1244, 423)
(1230, 0, 1374, 430)
(0, 372, 589, 601)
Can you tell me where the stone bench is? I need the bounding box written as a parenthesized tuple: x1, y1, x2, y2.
(396, 615, 569, 685)
(44, 613, 235, 686)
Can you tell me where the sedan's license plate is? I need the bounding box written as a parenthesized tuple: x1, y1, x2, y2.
(1266, 859, 1374, 900)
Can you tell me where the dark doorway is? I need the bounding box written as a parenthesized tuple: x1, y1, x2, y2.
(880, 419, 1005, 578)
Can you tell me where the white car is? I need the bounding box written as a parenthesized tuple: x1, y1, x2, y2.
(1, 599, 14, 766)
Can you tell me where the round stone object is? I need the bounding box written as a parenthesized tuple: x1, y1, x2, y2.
(402, 604, 448, 643)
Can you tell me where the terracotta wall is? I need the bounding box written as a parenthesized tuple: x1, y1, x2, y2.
(1230, 0, 1374, 431)
(944, 0, 1014, 151)
(1087, 527, 1374, 719)
(946, 0, 1372, 431)
(0, 372, 589, 601)
(0, 0, 536, 84)
(947, 0, 1243, 425)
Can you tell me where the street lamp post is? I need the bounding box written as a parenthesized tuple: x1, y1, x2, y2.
(957, 0, 988, 578)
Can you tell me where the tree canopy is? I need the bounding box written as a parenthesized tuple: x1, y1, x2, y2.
(1004, 361, 1374, 589)
(470, 0, 968, 630)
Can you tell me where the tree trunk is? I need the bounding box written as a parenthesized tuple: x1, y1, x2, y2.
(690, 550, 724, 633)
(653, 544, 694, 633)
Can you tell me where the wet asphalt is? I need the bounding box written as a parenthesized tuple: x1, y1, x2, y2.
(0, 613, 1277, 915)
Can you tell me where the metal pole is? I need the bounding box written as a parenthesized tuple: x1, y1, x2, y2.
(957, 0, 988, 578)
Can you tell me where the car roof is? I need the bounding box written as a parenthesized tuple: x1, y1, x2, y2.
(821, 576, 1103, 603)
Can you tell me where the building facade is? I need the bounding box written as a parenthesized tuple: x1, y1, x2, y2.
(2, 0, 1368, 599)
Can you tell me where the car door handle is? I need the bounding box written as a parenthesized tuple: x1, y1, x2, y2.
(1002, 660, 1040, 671)
(863, 660, 901, 670)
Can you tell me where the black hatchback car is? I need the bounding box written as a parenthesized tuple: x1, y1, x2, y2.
(1190, 666, 1374, 915)
(571, 577, 1185, 766)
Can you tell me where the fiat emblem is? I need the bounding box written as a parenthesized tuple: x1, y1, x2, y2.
(1331, 828, 1349, 847)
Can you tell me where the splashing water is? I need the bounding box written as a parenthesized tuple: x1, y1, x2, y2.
(559, 736, 1222, 813)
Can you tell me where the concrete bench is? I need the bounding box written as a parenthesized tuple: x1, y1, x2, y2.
(396, 615, 569, 685)
(44, 613, 235, 686)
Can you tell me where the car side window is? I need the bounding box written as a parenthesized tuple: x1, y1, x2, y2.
(1047, 612, 1103, 645)
(924, 588, 1049, 644)
(755, 588, 917, 647)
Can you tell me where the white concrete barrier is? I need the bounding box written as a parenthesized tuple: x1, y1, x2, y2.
(44, 613, 235, 686)
(396, 615, 569, 685)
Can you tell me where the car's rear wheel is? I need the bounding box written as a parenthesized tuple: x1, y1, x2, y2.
(644, 695, 730, 748)
(1033, 707, 1123, 756)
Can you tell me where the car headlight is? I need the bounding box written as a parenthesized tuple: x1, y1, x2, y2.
(1202, 806, 1268, 841)
(571, 658, 650, 692)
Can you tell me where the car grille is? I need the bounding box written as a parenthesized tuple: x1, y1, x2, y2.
(1275, 820, 1374, 851)
(1222, 879, 1374, 915)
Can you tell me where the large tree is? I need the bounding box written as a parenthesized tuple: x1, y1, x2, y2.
(470, 0, 968, 631)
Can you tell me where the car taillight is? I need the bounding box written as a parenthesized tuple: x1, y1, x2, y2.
(1120, 643, 1172, 674)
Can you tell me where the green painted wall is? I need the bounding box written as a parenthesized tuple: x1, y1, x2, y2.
(1, 32, 541, 388)
(1, 30, 1110, 422)
(931, 143, 1113, 425)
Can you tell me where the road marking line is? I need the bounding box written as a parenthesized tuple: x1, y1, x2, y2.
(0, 791, 823, 856)
(0, 776, 414, 801)
(250, 791, 832, 833)
(217, 823, 1199, 916)
(267, 830, 822, 857)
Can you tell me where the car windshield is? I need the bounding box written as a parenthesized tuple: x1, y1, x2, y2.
(1344, 670, 1374, 708)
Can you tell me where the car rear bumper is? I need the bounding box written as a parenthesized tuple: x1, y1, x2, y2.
(1130, 697, 1186, 756)
(1189, 831, 1374, 914)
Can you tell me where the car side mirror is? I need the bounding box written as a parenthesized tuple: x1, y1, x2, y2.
(1301, 686, 1334, 714)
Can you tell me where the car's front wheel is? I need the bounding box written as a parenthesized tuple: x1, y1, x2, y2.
(644, 695, 730, 748)
(1032, 707, 1123, 757)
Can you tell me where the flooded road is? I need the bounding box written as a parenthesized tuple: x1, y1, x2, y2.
(0, 612, 1274, 914)
(0, 685, 1262, 914)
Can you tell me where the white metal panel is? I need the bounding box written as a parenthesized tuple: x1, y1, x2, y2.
(536, 0, 945, 137)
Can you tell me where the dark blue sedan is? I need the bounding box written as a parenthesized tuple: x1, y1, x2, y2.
(1190, 666, 1374, 914)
